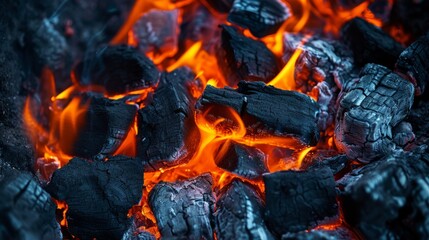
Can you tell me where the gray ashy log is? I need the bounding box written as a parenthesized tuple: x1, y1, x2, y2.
(148, 173, 215, 240)
(335, 63, 414, 162)
(215, 180, 274, 240)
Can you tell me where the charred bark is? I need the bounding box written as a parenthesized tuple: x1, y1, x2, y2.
(217, 25, 279, 86)
(264, 166, 338, 236)
(46, 156, 143, 240)
(228, 0, 291, 38)
(198, 81, 320, 145)
(148, 174, 215, 240)
(215, 180, 274, 240)
(137, 68, 200, 171)
(335, 64, 414, 162)
(341, 17, 404, 68)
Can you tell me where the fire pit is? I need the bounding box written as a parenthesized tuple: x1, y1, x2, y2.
(1, 0, 429, 239)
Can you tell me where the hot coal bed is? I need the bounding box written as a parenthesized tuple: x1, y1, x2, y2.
(1, 0, 429, 239)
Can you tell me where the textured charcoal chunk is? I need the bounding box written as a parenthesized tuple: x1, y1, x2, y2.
(407, 176, 429, 239)
(281, 227, 355, 240)
(217, 25, 279, 86)
(337, 149, 429, 239)
(228, 0, 291, 38)
(392, 121, 415, 147)
(132, 9, 179, 61)
(283, 33, 354, 93)
(46, 156, 143, 240)
(121, 219, 156, 240)
(341, 17, 404, 68)
(0, 172, 61, 240)
(264, 166, 338, 236)
(395, 34, 429, 95)
(198, 81, 320, 145)
(148, 174, 215, 239)
(137, 68, 200, 171)
(214, 141, 268, 180)
(200, 0, 234, 13)
(307, 154, 350, 175)
(61, 94, 137, 160)
(335, 64, 414, 162)
(215, 180, 274, 240)
(75, 45, 160, 95)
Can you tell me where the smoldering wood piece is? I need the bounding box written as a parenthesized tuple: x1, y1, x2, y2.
(214, 141, 268, 180)
(264, 166, 338, 236)
(306, 154, 350, 175)
(283, 33, 354, 93)
(200, 0, 234, 13)
(334, 63, 414, 162)
(217, 25, 280, 86)
(132, 9, 179, 59)
(61, 94, 137, 160)
(74, 45, 160, 95)
(198, 81, 320, 145)
(46, 156, 143, 240)
(281, 227, 355, 240)
(215, 180, 274, 240)
(315, 81, 338, 131)
(137, 68, 200, 171)
(227, 0, 291, 38)
(341, 17, 404, 68)
(148, 174, 215, 239)
(0, 172, 61, 240)
(395, 34, 429, 95)
(337, 149, 429, 239)
(121, 219, 156, 240)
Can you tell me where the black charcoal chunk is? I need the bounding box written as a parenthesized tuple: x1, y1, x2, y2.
(283, 33, 354, 93)
(335, 64, 414, 162)
(121, 219, 156, 240)
(395, 34, 429, 95)
(137, 68, 200, 171)
(281, 227, 355, 240)
(392, 121, 415, 147)
(215, 180, 274, 240)
(200, 0, 234, 13)
(307, 154, 350, 175)
(407, 176, 429, 239)
(215, 141, 268, 179)
(264, 166, 338, 236)
(46, 156, 143, 240)
(0, 172, 61, 240)
(62, 94, 137, 160)
(75, 45, 160, 95)
(341, 17, 404, 68)
(217, 25, 279, 86)
(149, 174, 215, 239)
(198, 81, 320, 145)
(228, 0, 291, 38)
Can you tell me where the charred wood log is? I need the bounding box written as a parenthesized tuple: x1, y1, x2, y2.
(335, 64, 414, 162)
(61, 94, 137, 160)
(46, 156, 143, 240)
(228, 0, 291, 38)
(214, 141, 268, 180)
(137, 68, 200, 171)
(0, 172, 61, 240)
(74, 45, 160, 95)
(198, 81, 320, 145)
(395, 33, 429, 96)
(200, 0, 234, 13)
(281, 227, 355, 240)
(341, 17, 404, 68)
(217, 25, 280, 86)
(148, 174, 215, 239)
(264, 166, 338, 236)
(215, 180, 274, 240)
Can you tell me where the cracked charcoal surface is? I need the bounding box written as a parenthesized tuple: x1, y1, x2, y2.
(46, 156, 143, 240)
(228, 0, 291, 38)
(217, 25, 279, 86)
(335, 64, 414, 162)
(341, 17, 404, 68)
(215, 180, 274, 240)
(395, 33, 429, 95)
(199, 81, 320, 145)
(264, 166, 338, 236)
(214, 141, 268, 180)
(337, 148, 429, 239)
(149, 173, 215, 240)
(0, 172, 61, 240)
(137, 68, 200, 171)
(74, 45, 160, 95)
(281, 227, 355, 240)
(62, 93, 137, 160)
(283, 33, 354, 93)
